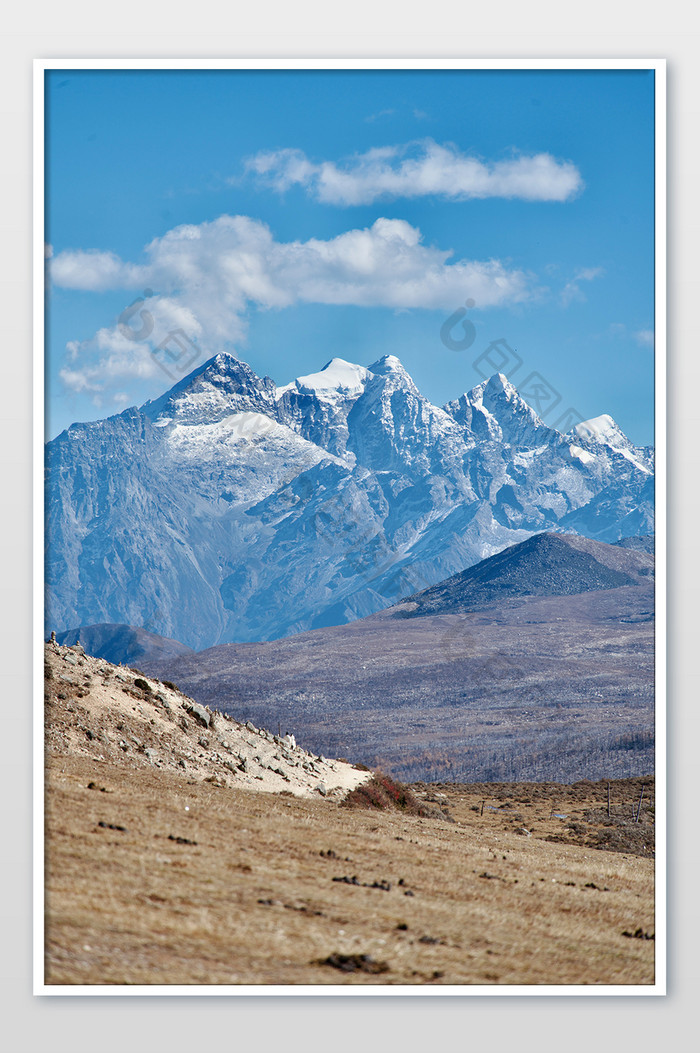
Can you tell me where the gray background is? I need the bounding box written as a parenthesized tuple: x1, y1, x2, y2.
(1, 10, 695, 1051)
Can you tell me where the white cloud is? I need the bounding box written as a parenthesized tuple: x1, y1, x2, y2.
(608, 323, 654, 349)
(560, 266, 604, 306)
(634, 329, 654, 348)
(50, 249, 147, 291)
(58, 366, 101, 394)
(51, 214, 540, 399)
(59, 323, 172, 395)
(365, 108, 395, 123)
(244, 139, 584, 205)
(574, 267, 604, 282)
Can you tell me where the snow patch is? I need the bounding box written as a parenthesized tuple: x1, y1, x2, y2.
(573, 415, 651, 474)
(569, 444, 596, 465)
(615, 447, 652, 474)
(168, 411, 284, 446)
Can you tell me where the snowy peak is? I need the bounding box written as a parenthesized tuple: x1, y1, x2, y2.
(279, 354, 415, 402)
(286, 358, 371, 401)
(274, 357, 373, 458)
(202, 351, 268, 385)
(368, 353, 407, 375)
(142, 353, 277, 426)
(339, 353, 463, 477)
(574, 414, 629, 448)
(466, 371, 517, 402)
(447, 372, 554, 447)
(473, 372, 544, 423)
(572, 413, 653, 474)
(367, 354, 420, 393)
(481, 371, 516, 397)
(276, 354, 428, 464)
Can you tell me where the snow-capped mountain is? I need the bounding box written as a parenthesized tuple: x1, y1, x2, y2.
(45, 352, 654, 648)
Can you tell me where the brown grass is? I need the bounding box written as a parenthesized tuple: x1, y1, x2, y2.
(44, 752, 655, 986)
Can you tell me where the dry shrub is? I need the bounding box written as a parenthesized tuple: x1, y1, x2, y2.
(341, 772, 435, 817)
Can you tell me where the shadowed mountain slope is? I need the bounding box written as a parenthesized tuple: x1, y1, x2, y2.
(389, 532, 654, 618)
(53, 623, 195, 668)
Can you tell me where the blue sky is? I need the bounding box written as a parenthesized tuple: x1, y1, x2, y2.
(45, 67, 656, 443)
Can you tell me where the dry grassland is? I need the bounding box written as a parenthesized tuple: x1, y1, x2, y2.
(45, 753, 655, 987)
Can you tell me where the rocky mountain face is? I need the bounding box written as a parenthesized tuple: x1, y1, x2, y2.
(46, 352, 654, 648)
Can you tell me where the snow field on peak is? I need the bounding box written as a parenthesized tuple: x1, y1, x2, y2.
(167, 411, 296, 448)
(574, 414, 625, 445)
(572, 416, 651, 475)
(162, 412, 343, 479)
(287, 358, 371, 400)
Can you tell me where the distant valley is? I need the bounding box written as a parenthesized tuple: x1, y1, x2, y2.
(60, 533, 655, 784)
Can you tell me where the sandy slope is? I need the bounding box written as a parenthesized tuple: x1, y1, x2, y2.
(44, 641, 370, 800)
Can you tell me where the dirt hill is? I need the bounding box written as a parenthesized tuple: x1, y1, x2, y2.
(44, 640, 370, 799)
(391, 532, 654, 617)
(54, 623, 195, 669)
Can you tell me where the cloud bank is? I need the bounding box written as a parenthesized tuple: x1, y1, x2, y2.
(244, 139, 584, 205)
(50, 214, 538, 396)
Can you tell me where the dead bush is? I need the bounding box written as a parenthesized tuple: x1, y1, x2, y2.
(341, 773, 437, 818)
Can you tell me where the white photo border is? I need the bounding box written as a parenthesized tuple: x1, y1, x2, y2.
(33, 56, 667, 997)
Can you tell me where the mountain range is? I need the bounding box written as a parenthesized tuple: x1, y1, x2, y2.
(45, 352, 654, 648)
